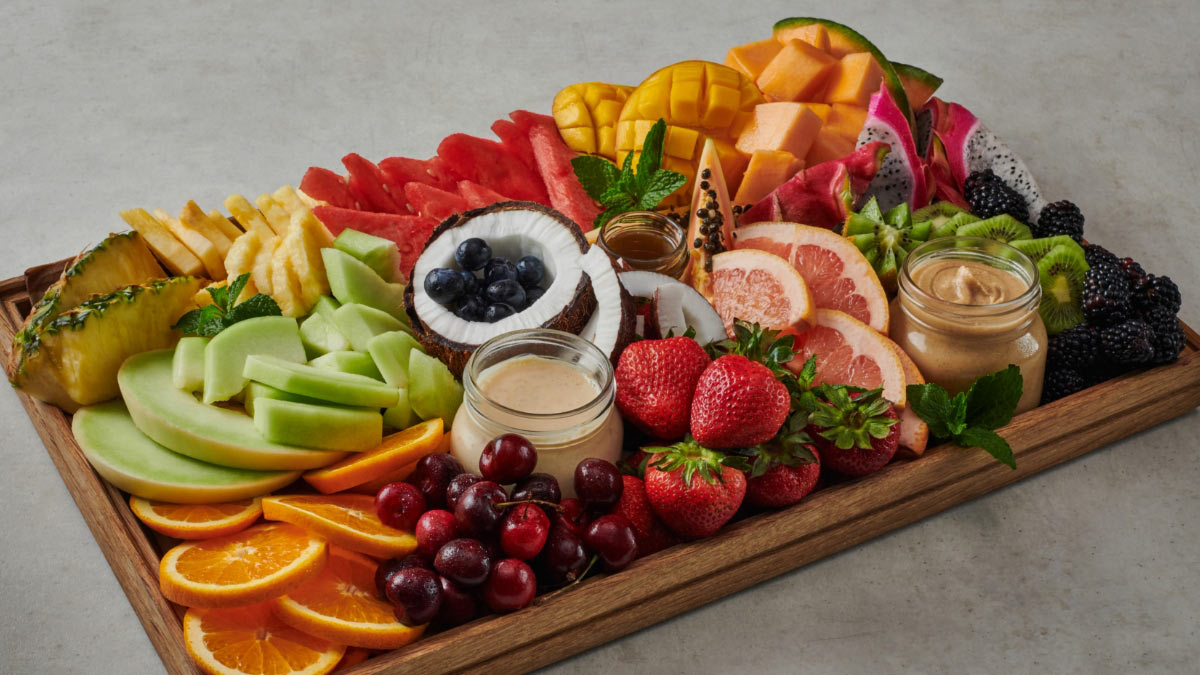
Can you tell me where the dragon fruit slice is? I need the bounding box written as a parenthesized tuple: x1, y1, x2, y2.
(740, 142, 889, 229)
(856, 85, 931, 213)
(936, 101, 1047, 221)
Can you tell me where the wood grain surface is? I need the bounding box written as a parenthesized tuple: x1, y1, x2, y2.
(3, 266, 1198, 675)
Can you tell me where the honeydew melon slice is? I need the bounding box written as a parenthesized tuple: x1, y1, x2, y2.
(300, 311, 350, 359)
(333, 229, 399, 282)
(322, 248, 407, 321)
(309, 351, 384, 380)
(252, 398, 382, 451)
(203, 316, 306, 404)
(366, 331, 423, 387)
(383, 388, 415, 430)
(243, 354, 399, 408)
(333, 303, 408, 351)
(243, 381, 326, 416)
(408, 350, 463, 427)
(312, 296, 341, 324)
(120, 350, 346, 470)
(73, 400, 300, 504)
(172, 336, 209, 391)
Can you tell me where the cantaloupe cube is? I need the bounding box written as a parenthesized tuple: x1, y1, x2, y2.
(825, 53, 885, 107)
(733, 150, 802, 207)
(774, 24, 831, 53)
(756, 40, 838, 102)
(825, 103, 868, 141)
(736, 102, 824, 160)
(798, 103, 832, 123)
(805, 129, 856, 166)
(724, 39, 784, 81)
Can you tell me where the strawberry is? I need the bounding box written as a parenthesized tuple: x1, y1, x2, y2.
(617, 448, 655, 478)
(689, 355, 790, 448)
(808, 386, 899, 477)
(610, 475, 678, 557)
(743, 440, 821, 508)
(615, 337, 711, 440)
(643, 440, 749, 539)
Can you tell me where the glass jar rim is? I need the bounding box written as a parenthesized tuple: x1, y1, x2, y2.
(899, 237, 1041, 319)
(596, 210, 687, 267)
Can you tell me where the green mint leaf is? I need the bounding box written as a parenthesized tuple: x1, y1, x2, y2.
(205, 284, 230, 312)
(225, 274, 251, 312)
(947, 392, 969, 436)
(599, 185, 636, 210)
(635, 119, 668, 193)
(906, 382, 954, 439)
(957, 426, 1016, 469)
(172, 305, 225, 336)
(571, 156, 621, 202)
(225, 293, 282, 324)
(620, 148, 634, 176)
(594, 206, 629, 231)
(965, 364, 1023, 430)
(636, 170, 688, 211)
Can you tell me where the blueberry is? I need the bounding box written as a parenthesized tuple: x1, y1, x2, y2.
(424, 268, 464, 305)
(485, 279, 526, 308)
(455, 238, 491, 271)
(459, 270, 480, 297)
(515, 256, 544, 288)
(484, 257, 517, 285)
(525, 286, 545, 305)
(484, 303, 517, 323)
(455, 296, 486, 321)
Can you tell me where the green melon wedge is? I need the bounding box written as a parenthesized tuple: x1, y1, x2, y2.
(252, 398, 382, 451)
(333, 303, 408, 351)
(333, 229, 399, 282)
(203, 316, 306, 404)
(367, 331, 423, 387)
(322, 248, 407, 321)
(309, 351, 384, 380)
(74, 400, 300, 503)
(243, 354, 399, 408)
(120, 349, 346, 470)
(243, 381, 327, 416)
(300, 311, 350, 359)
(383, 387, 415, 430)
(172, 336, 209, 391)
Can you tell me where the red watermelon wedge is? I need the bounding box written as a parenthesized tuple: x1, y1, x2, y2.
(490, 119, 537, 172)
(378, 156, 460, 192)
(404, 182, 469, 223)
(457, 180, 512, 209)
(509, 110, 556, 137)
(436, 134, 550, 205)
(342, 153, 406, 214)
(525, 118, 602, 231)
(299, 166, 357, 209)
(311, 205, 436, 281)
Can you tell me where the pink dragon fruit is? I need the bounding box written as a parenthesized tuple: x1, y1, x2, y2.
(739, 142, 889, 229)
(855, 86, 932, 212)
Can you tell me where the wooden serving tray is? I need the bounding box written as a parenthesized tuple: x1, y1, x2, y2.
(5, 262, 1200, 675)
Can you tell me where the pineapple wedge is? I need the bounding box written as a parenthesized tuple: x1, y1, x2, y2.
(206, 209, 244, 242)
(270, 238, 306, 316)
(250, 233, 278, 297)
(179, 201, 233, 258)
(255, 194, 292, 236)
(295, 188, 324, 209)
(8, 276, 202, 412)
(120, 208, 205, 277)
(225, 194, 276, 240)
(272, 185, 307, 217)
(154, 208, 226, 279)
(224, 230, 263, 290)
(284, 210, 330, 307)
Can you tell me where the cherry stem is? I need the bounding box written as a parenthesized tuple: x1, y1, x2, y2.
(570, 554, 599, 587)
(495, 498, 563, 512)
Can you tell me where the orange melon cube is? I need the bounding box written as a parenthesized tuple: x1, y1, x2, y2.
(805, 129, 856, 166)
(756, 40, 838, 102)
(825, 53, 884, 107)
(724, 39, 783, 81)
(798, 102, 832, 124)
(773, 24, 831, 53)
(733, 150, 802, 207)
(825, 103, 868, 141)
(736, 102, 824, 160)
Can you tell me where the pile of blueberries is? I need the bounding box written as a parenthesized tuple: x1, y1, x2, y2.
(424, 237, 546, 322)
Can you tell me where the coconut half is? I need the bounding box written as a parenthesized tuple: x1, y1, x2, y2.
(618, 270, 726, 345)
(404, 202, 596, 376)
(578, 246, 636, 364)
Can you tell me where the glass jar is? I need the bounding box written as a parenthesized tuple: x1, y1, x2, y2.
(890, 237, 1047, 413)
(449, 329, 623, 497)
(597, 211, 689, 278)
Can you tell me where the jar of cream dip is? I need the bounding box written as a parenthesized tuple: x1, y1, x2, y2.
(890, 237, 1047, 413)
(449, 328, 623, 497)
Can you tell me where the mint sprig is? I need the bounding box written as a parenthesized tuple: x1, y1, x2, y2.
(571, 118, 687, 228)
(906, 365, 1022, 468)
(172, 273, 282, 337)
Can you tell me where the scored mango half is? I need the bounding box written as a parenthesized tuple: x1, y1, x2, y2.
(552, 82, 634, 160)
(615, 61, 763, 206)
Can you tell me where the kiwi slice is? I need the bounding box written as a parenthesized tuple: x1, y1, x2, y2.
(913, 202, 966, 228)
(1010, 235, 1083, 263)
(844, 197, 932, 292)
(930, 211, 981, 239)
(955, 214, 1032, 243)
(1036, 244, 1088, 335)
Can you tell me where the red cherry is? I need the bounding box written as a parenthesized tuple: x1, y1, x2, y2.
(407, 453, 464, 509)
(434, 538, 492, 587)
(583, 514, 638, 572)
(435, 575, 477, 627)
(445, 473, 482, 512)
(482, 558, 537, 612)
(375, 482, 426, 530)
(415, 509, 457, 557)
(574, 458, 623, 512)
(539, 525, 589, 586)
(479, 434, 538, 484)
(374, 553, 431, 597)
(385, 567, 442, 626)
(454, 481, 508, 537)
(500, 504, 550, 560)
(553, 497, 590, 536)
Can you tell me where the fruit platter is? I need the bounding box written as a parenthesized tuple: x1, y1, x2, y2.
(4, 15, 1199, 675)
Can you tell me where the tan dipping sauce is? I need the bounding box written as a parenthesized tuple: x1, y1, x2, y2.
(891, 240, 1047, 413)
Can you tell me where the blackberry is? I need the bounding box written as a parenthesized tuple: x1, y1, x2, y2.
(1083, 243, 1119, 269)
(1081, 262, 1131, 326)
(964, 170, 1029, 223)
(1118, 257, 1148, 288)
(1132, 274, 1182, 315)
(1142, 305, 1186, 365)
(1041, 367, 1087, 404)
(1046, 324, 1098, 370)
(1098, 319, 1155, 367)
(1035, 200, 1084, 242)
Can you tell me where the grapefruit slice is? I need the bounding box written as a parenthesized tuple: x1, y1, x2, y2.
(709, 249, 814, 336)
(892, 344, 930, 456)
(790, 309, 906, 406)
(735, 222, 889, 333)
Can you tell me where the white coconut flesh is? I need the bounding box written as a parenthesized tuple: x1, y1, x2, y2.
(618, 270, 726, 345)
(578, 246, 628, 359)
(412, 208, 587, 346)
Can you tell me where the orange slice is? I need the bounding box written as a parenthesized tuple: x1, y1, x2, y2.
(160, 522, 328, 608)
(273, 546, 426, 649)
(130, 496, 263, 540)
(891, 344, 930, 456)
(735, 222, 889, 333)
(262, 494, 417, 559)
(334, 648, 372, 671)
(184, 602, 345, 675)
(790, 309, 907, 406)
(346, 461, 420, 496)
(709, 248, 814, 336)
(303, 418, 444, 494)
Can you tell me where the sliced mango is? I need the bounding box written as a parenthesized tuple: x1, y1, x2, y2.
(757, 40, 839, 103)
(733, 150, 802, 207)
(552, 82, 634, 159)
(826, 52, 885, 107)
(735, 102, 824, 159)
(724, 39, 784, 82)
(805, 128, 856, 166)
(825, 103, 869, 141)
(798, 102, 832, 123)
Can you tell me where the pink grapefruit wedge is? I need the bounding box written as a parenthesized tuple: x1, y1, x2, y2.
(735, 222, 889, 333)
(709, 249, 814, 336)
(790, 309, 906, 406)
(891, 343, 930, 456)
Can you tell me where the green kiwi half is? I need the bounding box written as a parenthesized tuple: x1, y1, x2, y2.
(1036, 244, 1088, 335)
(1010, 235, 1083, 263)
(955, 214, 1032, 243)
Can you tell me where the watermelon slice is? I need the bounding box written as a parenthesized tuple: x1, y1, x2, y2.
(458, 180, 512, 209)
(404, 182, 469, 223)
(299, 167, 356, 209)
(378, 156, 459, 192)
(509, 110, 557, 137)
(436, 134, 550, 205)
(526, 119, 603, 231)
(342, 153, 406, 214)
(490, 119, 537, 172)
(311, 206, 436, 281)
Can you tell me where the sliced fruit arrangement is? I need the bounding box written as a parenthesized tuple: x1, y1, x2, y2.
(552, 82, 634, 159)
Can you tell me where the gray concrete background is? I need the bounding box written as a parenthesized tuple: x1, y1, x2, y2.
(2, 1, 1198, 673)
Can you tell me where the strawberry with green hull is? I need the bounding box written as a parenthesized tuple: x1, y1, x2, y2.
(614, 336, 711, 440)
(689, 355, 790, 449)
(742, 441, 821, 509)
(610, 475, 678, 558)
(808, 386, 899, 477)
(644, 441, 748, 540)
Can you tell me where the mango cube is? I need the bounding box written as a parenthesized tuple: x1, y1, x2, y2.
(736, 102, 824, 160)
(825, 103, 868, 141)
(733, 150, 802, 207)
(825, 53, 884, 107)
(725, 39, 783, 81)
(756, 40, 839, 102)
(805, 129, 856, 167)
(798, 102, 832, 123)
